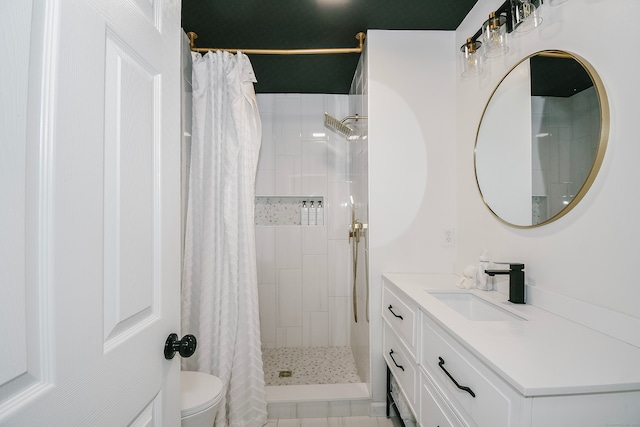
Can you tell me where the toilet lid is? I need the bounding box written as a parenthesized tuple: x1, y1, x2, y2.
(180, 371, 224, 418)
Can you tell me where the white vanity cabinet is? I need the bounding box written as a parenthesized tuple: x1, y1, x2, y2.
(382, 284, 418, 359)
(420, 370, 463, 427)
(382, 274, 640, 427)
(420, 313, 525, 427)
(384, 322, 419, 410)
(383, 277, 522, 427)
(382, 283, 419, 413)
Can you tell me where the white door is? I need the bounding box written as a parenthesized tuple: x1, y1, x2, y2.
(0, 0, 182, 425)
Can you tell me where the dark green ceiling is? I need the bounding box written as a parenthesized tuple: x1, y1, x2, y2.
(181, 0, 478, 93)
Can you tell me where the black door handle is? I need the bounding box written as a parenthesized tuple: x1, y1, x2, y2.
(164, 333, 197, 359)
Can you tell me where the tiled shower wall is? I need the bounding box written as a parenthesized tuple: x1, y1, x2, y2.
(531, 87, 600, 221)
(255, 94, 352, 349)
(348, 51, 370, 386)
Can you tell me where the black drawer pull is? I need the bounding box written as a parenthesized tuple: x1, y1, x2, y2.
(389, 349, 405, 371)
(388, 305, 403, 320)
(438, 357, 475, 398)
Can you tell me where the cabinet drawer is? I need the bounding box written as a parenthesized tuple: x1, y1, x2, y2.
(383, 283, 417, 358)
(420, 314, 522, 427)
(384, 322, 418, 411)
(420, 371, 463, 427)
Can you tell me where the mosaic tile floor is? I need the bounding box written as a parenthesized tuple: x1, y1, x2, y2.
(263, 347, 361, 386)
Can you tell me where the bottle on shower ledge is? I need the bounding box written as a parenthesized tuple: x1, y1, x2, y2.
(316, 200, 324, 226)
(301, 201, 308, 226)
(308, 201, 316, 225)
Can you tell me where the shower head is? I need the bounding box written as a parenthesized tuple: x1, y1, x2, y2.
(324, 113, 367, 141)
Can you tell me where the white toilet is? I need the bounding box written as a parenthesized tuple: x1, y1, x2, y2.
(180, 371, 224, 427)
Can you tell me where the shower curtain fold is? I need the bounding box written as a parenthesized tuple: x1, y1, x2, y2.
(182, 49, 266, 427)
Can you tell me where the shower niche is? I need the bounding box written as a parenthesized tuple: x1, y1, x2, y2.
(255, 196, 325, 226)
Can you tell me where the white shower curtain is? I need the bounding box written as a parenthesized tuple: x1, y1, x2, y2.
(182, 49, 266, 427)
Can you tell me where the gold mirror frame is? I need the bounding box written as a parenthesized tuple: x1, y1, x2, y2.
(474, 50, 610, 228)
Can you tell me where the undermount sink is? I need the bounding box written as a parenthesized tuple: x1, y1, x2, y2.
(427, 291, 526, 321)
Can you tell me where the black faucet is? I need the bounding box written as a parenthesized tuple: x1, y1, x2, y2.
(484, 263, 525, 304)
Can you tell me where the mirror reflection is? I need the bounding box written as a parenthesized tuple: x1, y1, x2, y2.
(475, 51, 608, 227)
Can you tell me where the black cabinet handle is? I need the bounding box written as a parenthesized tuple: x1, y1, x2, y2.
(438, 357, 475, 398)
(388, 305, 403, 320)
(389, 349, 405, 371)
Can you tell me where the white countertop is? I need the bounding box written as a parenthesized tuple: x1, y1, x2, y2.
(383, 273, 640, 397)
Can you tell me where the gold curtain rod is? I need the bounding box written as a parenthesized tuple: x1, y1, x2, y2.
(186, 32, 366, 55)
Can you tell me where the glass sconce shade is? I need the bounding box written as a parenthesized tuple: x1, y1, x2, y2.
(512, 0, 543, 33)
(460, 38, 483, 77)
(482, 12, 509, 58)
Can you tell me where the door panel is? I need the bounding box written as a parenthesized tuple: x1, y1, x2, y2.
(0, 0, 46, 406)
(0, 0, 181, 424)
(103, 30, 158, 347)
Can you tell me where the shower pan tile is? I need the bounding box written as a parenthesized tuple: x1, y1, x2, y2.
(262, 346, 360, 386)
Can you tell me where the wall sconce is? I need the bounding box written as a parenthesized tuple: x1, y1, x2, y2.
(459, 0, 545, 76)
(460, 38, 483, 77)
(483, 11, 509, 58)
(512, 0, 543, 33)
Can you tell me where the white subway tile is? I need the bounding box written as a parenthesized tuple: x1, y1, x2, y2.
(256, 169, 276, 196)
(258, 284, 276, 345)
(349, 403, 371, 418)
(328, 239, 350, 297)
(276, 227, 302, 269)
(276, 327, 287, 348)
(257, 93, 275, 114)
(275, 155, 301, 195)
(301, 312, 312, 347)
(256, 226, 276, 283)
(309, 311, 329, 347)
(277, 269, 302, 327)
(327, 136, 349, 184)
(302, 226, 328, 255)
(297, 402, 329, 420)
(327, 182, 350, 240)
(302, 175, 328, 198)
(275, 95, 302, 156)
(259, 114, 276, 170)
(286, 327, 303, 347)
(301, 94, 327, 141)
(302, 254, 328, 312)
(329, 296, 351, 346)
(328, 401, 351, 417)
(302, 140, 328, 176)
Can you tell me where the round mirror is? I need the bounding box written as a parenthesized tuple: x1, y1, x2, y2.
(475, 50, 609, 228)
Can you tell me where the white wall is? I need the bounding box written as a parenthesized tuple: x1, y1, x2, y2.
(455, 0, 640, 321)
(367, 30, 457, 403)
